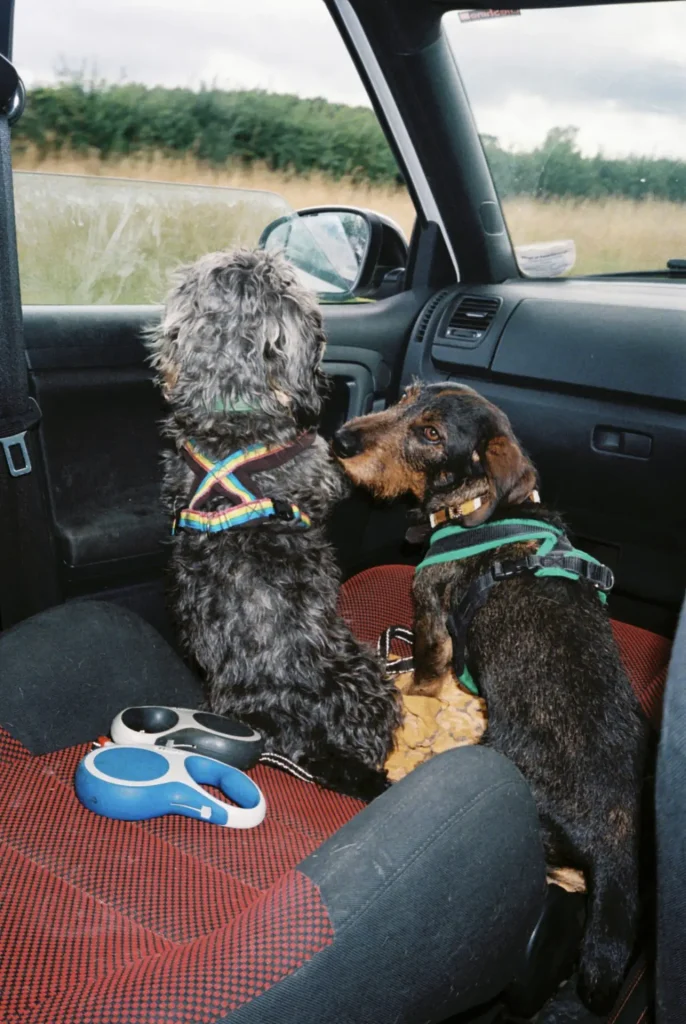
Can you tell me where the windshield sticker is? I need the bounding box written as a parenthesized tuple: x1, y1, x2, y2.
(458, 10, 521, 22)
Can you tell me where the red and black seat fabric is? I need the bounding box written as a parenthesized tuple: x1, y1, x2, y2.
(0, 566, 672, 1023)
(0, 728, 361, 1023)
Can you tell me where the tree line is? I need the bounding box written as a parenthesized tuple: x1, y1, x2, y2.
(13, 80, 686, 202)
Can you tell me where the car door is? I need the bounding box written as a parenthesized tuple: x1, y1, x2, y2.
(332, 0, 686, 639)
(22, 261, 429, 636)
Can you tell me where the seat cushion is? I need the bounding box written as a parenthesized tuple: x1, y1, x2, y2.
(0, 566, 671, 1023)
(337, 564, 672, 728)
(0, 729, 362, 1023)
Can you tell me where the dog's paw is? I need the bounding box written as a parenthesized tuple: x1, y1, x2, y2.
(577, 964, 621, 1017)
(407, 670, 454, 699)
(539, 982, 604, 1024)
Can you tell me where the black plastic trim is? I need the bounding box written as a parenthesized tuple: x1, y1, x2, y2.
(342, 1, 518, 283)
(492, 298, 686, 404)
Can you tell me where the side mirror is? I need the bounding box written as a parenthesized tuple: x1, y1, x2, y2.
(258, 206, 408, 301)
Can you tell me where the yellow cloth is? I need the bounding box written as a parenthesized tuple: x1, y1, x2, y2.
(385, 669, 487, 782)
(384, 660, 586, 894)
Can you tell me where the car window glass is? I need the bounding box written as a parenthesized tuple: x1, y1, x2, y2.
(11, 0, 414, 304)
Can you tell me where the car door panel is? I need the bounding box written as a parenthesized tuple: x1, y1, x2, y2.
(23, 296, 423, 605)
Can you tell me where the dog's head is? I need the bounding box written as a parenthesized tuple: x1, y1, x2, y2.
(333, 382, 538, 525)
(147, 248, 326, 430)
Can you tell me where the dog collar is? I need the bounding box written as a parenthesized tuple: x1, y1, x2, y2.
(173, 433, 316, 535)
(428, 490, 540, 530)
(213, 398, 262, 413)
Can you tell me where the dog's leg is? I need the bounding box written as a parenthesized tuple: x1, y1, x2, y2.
(410, 600, 455, 698)
(410, 572, 458, 698)
(298, 624, 401, 803)
(577, 837, 639, 1015)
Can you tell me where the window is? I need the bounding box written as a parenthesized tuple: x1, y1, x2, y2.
(445, 2, 686, 277)
(11, 0, 413, 304)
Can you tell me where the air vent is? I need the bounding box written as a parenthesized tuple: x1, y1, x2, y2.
(444, 296, 501, 342)
(414, 289, 450, 342)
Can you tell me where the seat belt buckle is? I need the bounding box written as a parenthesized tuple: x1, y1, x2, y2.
(1, 431, 32, 477)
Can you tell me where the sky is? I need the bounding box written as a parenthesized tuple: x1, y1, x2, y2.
(12, 0, 686, 159)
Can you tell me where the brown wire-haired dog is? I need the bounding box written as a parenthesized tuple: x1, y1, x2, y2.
(333, 381, 649, 1017)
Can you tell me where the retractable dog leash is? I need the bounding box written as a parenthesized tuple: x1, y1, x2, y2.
(75, 705, 316, 827)
(75, 744, 266, 828)
(110, 705, 264, 770)
(108, 705, 316, 782)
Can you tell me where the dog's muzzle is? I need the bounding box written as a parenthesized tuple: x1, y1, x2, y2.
(332, 427, 364, 459)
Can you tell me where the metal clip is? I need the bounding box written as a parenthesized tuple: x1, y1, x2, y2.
(1, 431, 32, 476)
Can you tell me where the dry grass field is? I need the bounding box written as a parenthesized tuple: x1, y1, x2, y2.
(11, 149, 681, 303)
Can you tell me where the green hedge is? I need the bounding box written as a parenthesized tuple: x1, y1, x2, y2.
(14, 81, 401, 183)
(13, 81, 686, 202)
(482, 128, 686, 203)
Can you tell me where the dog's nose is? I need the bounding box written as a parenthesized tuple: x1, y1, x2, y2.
(333, 427, 364, 459)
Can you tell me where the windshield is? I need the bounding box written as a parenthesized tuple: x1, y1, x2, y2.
(445, 2, 686, 277)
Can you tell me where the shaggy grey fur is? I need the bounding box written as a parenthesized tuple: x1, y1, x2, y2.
(147, 248, 400, 801)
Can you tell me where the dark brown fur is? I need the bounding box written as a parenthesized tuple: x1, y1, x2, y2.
(333, 381, 650, 1017)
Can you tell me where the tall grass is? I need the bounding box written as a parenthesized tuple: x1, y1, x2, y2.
(504, 195, 681, 276)
(11, 149, 682, 304)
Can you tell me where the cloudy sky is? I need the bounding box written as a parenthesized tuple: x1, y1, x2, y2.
(12, 0, 686, 159)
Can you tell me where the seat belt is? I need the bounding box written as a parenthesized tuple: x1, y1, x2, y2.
(0, 48, 60, 627)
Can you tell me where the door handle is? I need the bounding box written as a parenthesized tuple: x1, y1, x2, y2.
(592, 427, 652, 459)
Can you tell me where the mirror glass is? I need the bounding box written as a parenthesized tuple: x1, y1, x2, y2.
(260, 209, 371, 299)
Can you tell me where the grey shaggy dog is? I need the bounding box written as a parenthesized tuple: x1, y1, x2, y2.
(147, 248, 401, 801)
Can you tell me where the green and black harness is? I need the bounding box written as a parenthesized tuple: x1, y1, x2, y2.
(415, 516, 615, 696)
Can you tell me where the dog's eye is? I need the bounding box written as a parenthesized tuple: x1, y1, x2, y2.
(422, 426, 441, 443)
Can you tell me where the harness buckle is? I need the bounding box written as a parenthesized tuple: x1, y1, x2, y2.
(491, 557, 533, 581)
(590, 564, 615, 592)
(271, 499, 295, 521)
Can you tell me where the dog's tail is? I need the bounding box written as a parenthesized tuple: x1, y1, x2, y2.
(577, 824, 640, 1014)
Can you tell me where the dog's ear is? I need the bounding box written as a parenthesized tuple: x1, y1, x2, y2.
(461, 434, 537, 525)
(266, 298, 326, 426)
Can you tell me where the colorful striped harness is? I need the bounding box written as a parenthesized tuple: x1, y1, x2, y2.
(173, 432, 315, 535)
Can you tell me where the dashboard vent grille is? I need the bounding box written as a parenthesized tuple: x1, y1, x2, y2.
(414, 289, 450, 342)
(445, 296, 501, 341)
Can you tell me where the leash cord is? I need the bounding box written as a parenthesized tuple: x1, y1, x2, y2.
(258, 751, 316, 783)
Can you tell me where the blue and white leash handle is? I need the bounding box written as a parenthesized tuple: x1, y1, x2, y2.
(75, 743, 266, 829)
